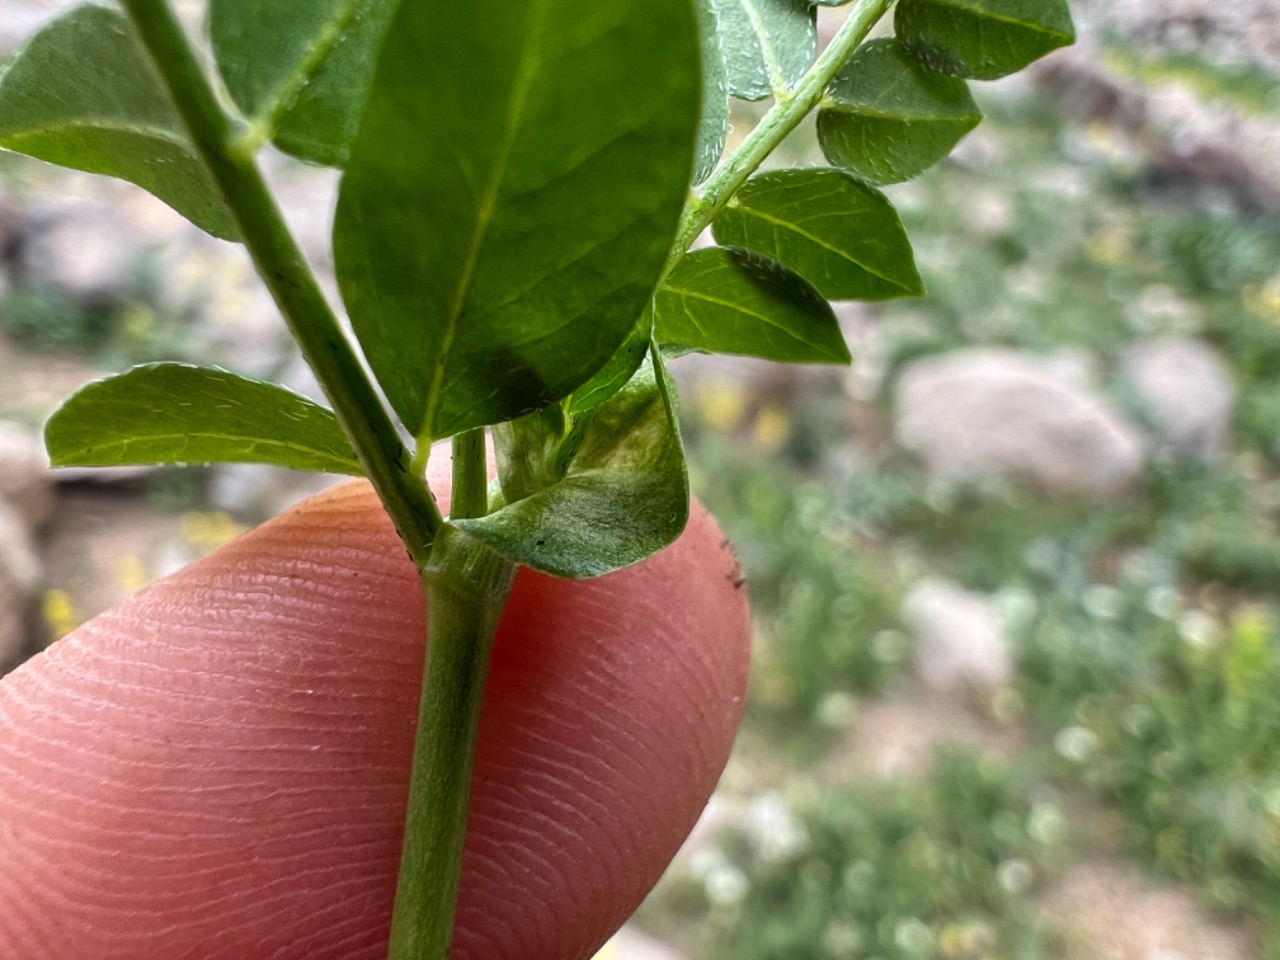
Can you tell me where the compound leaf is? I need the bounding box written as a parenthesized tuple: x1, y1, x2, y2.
(656, 247, 850, 364)
(895, 0, 1075, 81)
(712, 169, 922, 300)
(0, 5, 238, 240)
(817, 38, 981, 185)
(334, 0, 701, 441)
(46, 364, 362, 475)
(457, 352, 688, 579)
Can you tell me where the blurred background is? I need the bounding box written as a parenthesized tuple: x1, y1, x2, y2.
(3, 1, 1280, 958)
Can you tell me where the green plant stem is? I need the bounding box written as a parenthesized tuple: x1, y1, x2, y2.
(450, 430, 489, 522)
(120, 0, 443, 567)
(668, 0, 893, 266)
(388, 526, 516, 960)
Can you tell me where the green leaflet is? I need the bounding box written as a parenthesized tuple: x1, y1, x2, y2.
(45, 364, 362, 475)
(656, 246, 850, 364)
(565, 311, 654, 415)
(712, 169, 923, 301)
(0, 5, 238, 240)
(334, 0, 701, 442)
(709, 0, 817, 101)
(817, 38, 982, 185)
(457, 352, 688, 579)
(895, 0, 1075, 81)
(695, 0, 731, 183)
(210, 0, 397, 166)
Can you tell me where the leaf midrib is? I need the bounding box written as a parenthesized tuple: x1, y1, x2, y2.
(421, 0, 550, 441)
(54, 430, 361, 471)
(248, 0, 366, 135)
(738, 0, 791, 98)
(733, 202, 914, 291)
(917, 0, 1073, 40)
(0, 117, 190, 148)
(664, 276, 841, 357)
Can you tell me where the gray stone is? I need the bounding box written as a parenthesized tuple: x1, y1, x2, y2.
(894, 348, 1146, 498)
(2, 0, 202, 51)
(0, 0, 70, 52)
(207, 463, 341, 522)
(0, 501, 41, 666)
(8, 198, 142, 307)
(262, 152, 342, 271)
(0, 420, 53, 528)
(598, 928, 685, 960)
(903, 577, 1013, 693)
(1122, 337, 1234, 464)
(148, 232, 282, 373)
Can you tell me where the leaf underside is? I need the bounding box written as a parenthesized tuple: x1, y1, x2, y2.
(459, 351, 689, 579)
(334, 0, 702, 442)
(709, 0, 817, 101)
(0, 5, 238, 240)
(817, 38, 982, 185)
(694, 0, 730, 184)
(210, 0, 398, 166)
(713, 169, 922, 301)
(656, 246, 851, 364)
(45, 363, 362, 475)
(895, 0, 1076, 81)
(566, 312, 655, 415)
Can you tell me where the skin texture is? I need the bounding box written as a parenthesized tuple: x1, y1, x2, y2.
(0, 476, 750, 959)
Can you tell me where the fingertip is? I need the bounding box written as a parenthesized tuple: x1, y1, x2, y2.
(0, 481, 748, 959)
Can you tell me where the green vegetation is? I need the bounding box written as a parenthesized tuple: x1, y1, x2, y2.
(644, 749, 1067, 960)
(658, 44, 1280, 958)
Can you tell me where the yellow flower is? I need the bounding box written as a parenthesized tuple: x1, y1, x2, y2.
(182, 511, 247, 552)
(1224, 605, 1273, 725)
(753, 404, 790, 451)
(1243, 280, 1280, 325)
(115, 553, 151, 594)
(41, 589, 80, 640)
(695, 378, 748, 430)
(1084, 225, 1130, 267)
(121, 302, 155, 341)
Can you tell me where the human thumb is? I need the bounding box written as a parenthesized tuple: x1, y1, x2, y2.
(0, 478, 749, 959)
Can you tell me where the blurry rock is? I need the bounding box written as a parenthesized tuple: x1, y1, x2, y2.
(149, 233, 286, 376)
(1143, 140, 1280, 218)
(207, 462, 341, 521)
(1032, 53, 1148, 138)
(903, 577, 1012, 693)
(278, 350, 326, 403)
(1122, 337, 1234, 464)
(894, 348, 1146, 498)
(52, 464, 156, 485)
(0, 0, 72, 52)
(0, 420, 53, 528)
(0, 501, 41, 666)
(262, 152, 341, 271)
(7, 198, 141, 307)
(832, 300, 888, 401)
(599, 928, 685, 960)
